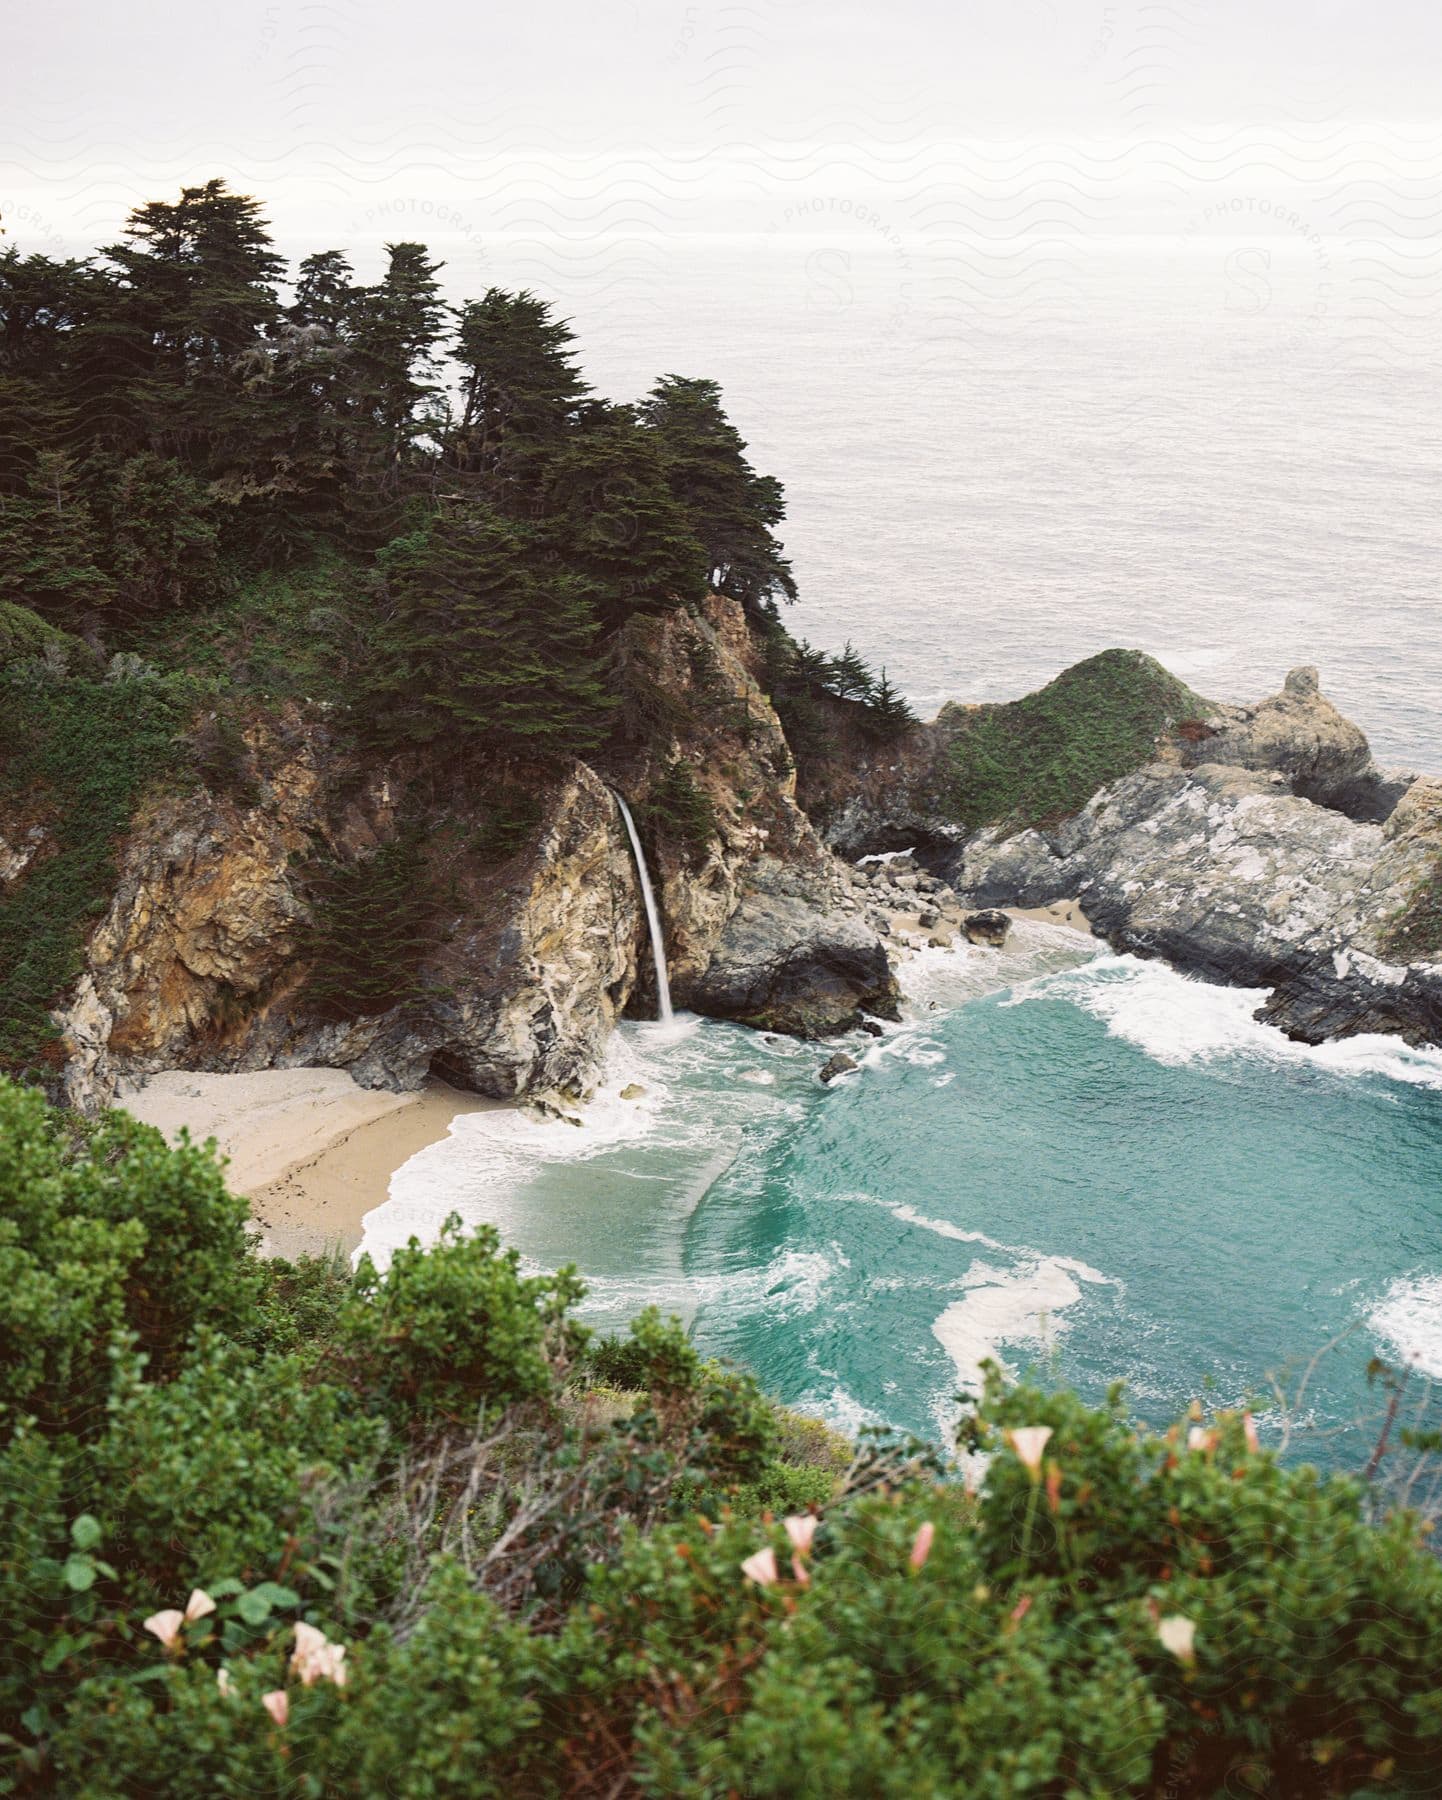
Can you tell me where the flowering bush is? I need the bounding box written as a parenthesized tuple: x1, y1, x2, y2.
(3, 1076, 1442, 1795)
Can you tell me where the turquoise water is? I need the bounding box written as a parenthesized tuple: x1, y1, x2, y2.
(363, 924, 1442, 1461)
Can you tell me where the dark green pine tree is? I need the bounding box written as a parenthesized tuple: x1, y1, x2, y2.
(863, 666, 919, 739)
(0, 451, 114, 624)
(369, 505, 614, 759)
(96, 179, 285, 469)
(289, 250, 357, 335)
(0, 250, 98, 488)
(81, 450, 221, 617)
(639, 374, 797, 615)
(345, 242, 450, 505)
(826, 639, 876, 702)
(788, 638, 834, 687)
(448, 289, 591, 506)
(540, 408, 708, 624)
(223, 253, 360, 558)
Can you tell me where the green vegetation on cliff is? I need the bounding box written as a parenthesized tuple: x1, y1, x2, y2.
(0, 664, 193, 1071)
(939, 649, 1208, 832)
(3, 1076, 1442, 1796)
(1382, 859, 1442, 961)
(0, 183, 816, 1079)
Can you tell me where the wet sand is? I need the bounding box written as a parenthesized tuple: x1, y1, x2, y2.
(120, 1068, 493, 1261)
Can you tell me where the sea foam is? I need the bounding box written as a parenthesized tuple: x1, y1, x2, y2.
(1012, 954, 1442, 1091)
(1368, 1273, 1442, 1380)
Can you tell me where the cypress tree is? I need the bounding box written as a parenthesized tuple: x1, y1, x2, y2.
(449, 289, 591, 506)
(97, 180, 285, 469)
(826, 640, 876, 702)
(345, 242, 450, 502)
(0, 452, 113, 624)
(864, 667, 919, 739)
(540, 409, 707, 623)
(369, 505, 614, 759)
(640, 374, 797, 614)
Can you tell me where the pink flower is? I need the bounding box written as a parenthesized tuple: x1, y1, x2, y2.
(1187, 1426, 1217, 1453)
(291, 1621, 348, 1688)
(184, 1588, 216, 1624)
(784, 1515, 818, 1555)
(291, 1621, 327, 1682)
(1243, 1412, 1260, 1454)
(790, 1553, 811, 1588)
(261, 1689, 289, 1728)
(216, 1667, 233, 1698)
(741, 1547, 779, 1587)
(909, 1521, 935, 1570)
(1157, 1614, 1197, 1663)
(1005, 1426, 1053, 1476)
(143, 1609, 185, 1650)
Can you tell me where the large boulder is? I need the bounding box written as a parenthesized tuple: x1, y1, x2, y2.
(683, 861, 899, 1037)
(1170, 665, 1393, 818)
(962, 909, 1011, 948)
(955, 757, 1442, 1045)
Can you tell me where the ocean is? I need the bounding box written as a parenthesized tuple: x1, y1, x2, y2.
(358, 231, 1442, 1462)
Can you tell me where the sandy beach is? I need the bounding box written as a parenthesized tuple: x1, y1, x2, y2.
(1008, 898, 1094, 936)
(121, 1068, 492, 1261)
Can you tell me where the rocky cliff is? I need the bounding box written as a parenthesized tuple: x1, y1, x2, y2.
(13, 595, 897, 1113)
(897, 664, 1442, 1048)
(13, 619, 1440, 1108)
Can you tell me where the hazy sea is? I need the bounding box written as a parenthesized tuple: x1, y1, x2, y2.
(361, 234, 1442, 1458)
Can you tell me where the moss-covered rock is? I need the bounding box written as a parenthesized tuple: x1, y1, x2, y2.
(938, 649, 1208, 833)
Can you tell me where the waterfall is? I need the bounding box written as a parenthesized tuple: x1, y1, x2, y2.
(613, 792, 674, 1025)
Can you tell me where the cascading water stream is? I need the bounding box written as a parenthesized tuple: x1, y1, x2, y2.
(613, 791, 674, 1025)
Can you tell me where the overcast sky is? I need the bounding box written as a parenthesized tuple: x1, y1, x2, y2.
(6, 1, 1440, 264)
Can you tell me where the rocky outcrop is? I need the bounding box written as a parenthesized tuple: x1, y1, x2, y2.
(613, 597, 897, 1034)
(685, 857, 898, 1036)
(54, 743, 646, 1112)
(797, 657, 1442, 1050)
(962, 909, 1011, 949)
(36, 594, 897, 1112)
(949, 671, 1442, 1046)
(1168, 666, 1370, 806)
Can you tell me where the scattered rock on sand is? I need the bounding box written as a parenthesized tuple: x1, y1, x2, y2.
(962, 909, 1012, 948)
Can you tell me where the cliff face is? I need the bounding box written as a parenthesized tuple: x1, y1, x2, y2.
(617, 597, 897, 1037)
(50, 731, 646, 1111)
(878, 663, 1442, 1049)
(21, 595, 896, 1113)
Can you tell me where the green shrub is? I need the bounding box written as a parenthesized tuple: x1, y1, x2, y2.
(90, 1336, 382, 1593)
(339, 1216, 589, 1433)
(585, 1306, 704, 1396)
(0, 1087, 257, 1432)
(0, 600, 79, 671)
